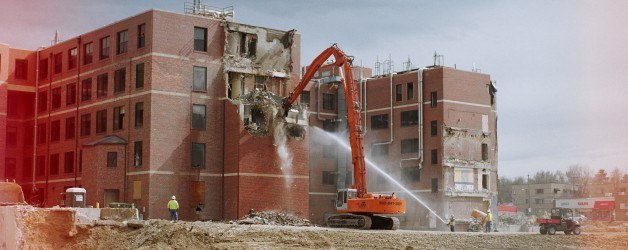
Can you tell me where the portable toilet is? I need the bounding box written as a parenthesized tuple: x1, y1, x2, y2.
(65, 187, 86, 207)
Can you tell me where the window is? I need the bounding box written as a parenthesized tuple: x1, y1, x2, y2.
(137, 23, 146, 48)
(80, 114, 91, 136)
(7, 127, 17, 146)
(107, 152, 117, 168)
(15, 59, 28, 80)
(100, 36, 110, 59)
(431, 149, 438, 164)
(401, 138, 419, 154)
(38, 91, 47, 112)
(323, 145, 336, 159)
(454, 169, 474, 192)
(322, 119, 336, 132)
(430, 120, 438, 136)
(81, 78, 92, 101)
(430, 91, 437, 107)
(24, 126, 34, 146)
(83, 42, 93, 64)
(535, 198, 544, 204)
(114, 68, 126, 93)
(37, 123, 46, 144)
(395, 84, 403, 101)
(39, 58, 48, 79)
(54, 53, 62, 74)
(117, 30, 128, 54)
(66, 83, 76, 105)
(5, 158, 16, 179)
(135, 63, 144, 88)
(23, 157, 33, 179)
(64, 152, 74, 174)
(371, 144, 389, 157)
(50, 154, 59, 176)
(192, 104, 206, 130)
(322, 171, 337, 185)
(400, 110, 418, 126)
(482, 143, 488, 161)
(402, 167, 420, 184)
(193, 66, 207, 91)
(68, 48, 77, 69)
(113, 106, 124, 131)
(96, 110, 107, 133)
(536, 188, 544, 194)
(239, 33, 257, 58)
(254, 76, 266, 90)
(194, 27, 207, 52)
(322, 93, 335, 110)
(191, 143, 205, 168)
(51, 120, 60, 142)
(66, 117, 75, 140)
(135, 102, 144, 128)
(300, 91, 310, 105)
(371, 114, 388, 129)
(51, 87, 61, 109)
(97, 74, 108, 97)
(431, 178, 438, 193)
(134, 141, 143, 167)
(407, 83, 414, 100)
(36, 156, 46, 177)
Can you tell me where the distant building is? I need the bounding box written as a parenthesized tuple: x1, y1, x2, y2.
(511, 183, 574, 216)
(304, 62, 498, 230)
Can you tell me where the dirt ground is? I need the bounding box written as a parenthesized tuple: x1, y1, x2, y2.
(53, 220, 628, 249)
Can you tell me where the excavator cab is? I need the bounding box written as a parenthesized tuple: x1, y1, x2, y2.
(336, 189, 357, 210)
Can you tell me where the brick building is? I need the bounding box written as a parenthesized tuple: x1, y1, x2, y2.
(0, 7, 308, 221)
(511, 183, 575, 216)
(302, 63, 498, 229)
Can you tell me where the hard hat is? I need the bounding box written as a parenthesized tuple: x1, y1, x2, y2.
(487, 209, 491, 213)
(171, 195, 176, 200)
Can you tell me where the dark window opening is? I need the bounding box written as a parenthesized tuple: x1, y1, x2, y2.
(7, 127, 17, 146)
(431, 178, 438, 193)
(239, 32, 257, 58)
(322, 119, 336, 132)
(371, 114, 388, 129)
(65, 117, 75, 140)
(51, 87, 61, 109)
(36, 156, 46, 177)
(39, 59, 48, 79)
(401, 138, 419, 154)
(80, 114, 91, 136)
(53, 53, 62, 74)
(191, 143, 205, 168)
(135, 63, 144, 88)
(5, 158, 16, 179)
(395, 84, 403, 101)
(114, 68, 126, 93)
(113, 106, 124, 131)
(96, 110, 107, 133)
(38, 91, 47, 112)
(431, 149, 438, 164)
(402, 167, 420, 184)
(37, 123, 46, 144)
(117, 30, 128, 54)
(430, 120, 438, 136)
(194, 27, 207, 52)
(134, 141, 143, 167)
(322, 93, 335, 110)
(192, 104, 206, 130)
(66, 83, 76, 105)
(430, 91, 437, 108)
(81, 78, 92, 101)
(97, 74, 107, 97)
(83, 43, 93, 65)
(64, 152, 74, 174)
(50, 120, 60, 142)
(107, 152, 117, 168)
(100, 36, 110, 60)
(482, 174, 488, 190)
(68, 48, 77, 69)
(135, 102, 144, 128)
(50, 154, 59, 176)
(15, 59, 28, 80)
(322, 171, 337, 185)
(400, 110, 418, 126)
(482, 143, 488, 161)
(407, 82, 414, 100)
(300, 91, 310, 105)
(137, 23, 146, 48)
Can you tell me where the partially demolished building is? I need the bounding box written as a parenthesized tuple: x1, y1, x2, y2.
(0, 7, 308, 221)
(304, 63, 498, 230)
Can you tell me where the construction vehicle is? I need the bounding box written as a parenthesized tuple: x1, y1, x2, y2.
(280, 44, 406, 229)
(0, 181, 26, 206)
(537, 208, 581, 235)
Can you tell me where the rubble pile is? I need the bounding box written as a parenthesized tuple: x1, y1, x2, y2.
(239, 89, 282, 137)
(236, 211, 311, 226)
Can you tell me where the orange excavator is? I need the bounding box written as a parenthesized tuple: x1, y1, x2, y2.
(281, 44, 406, 229)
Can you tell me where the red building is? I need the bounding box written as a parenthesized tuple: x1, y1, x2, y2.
(0, 7, 308, 221)
(303, 62, 498, 229)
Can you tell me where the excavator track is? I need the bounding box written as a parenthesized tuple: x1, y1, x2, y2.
(326, 214, 399, 230)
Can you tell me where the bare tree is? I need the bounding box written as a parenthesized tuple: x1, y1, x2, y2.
(610, 167, 623, 194)
(594, 169, 609, 184)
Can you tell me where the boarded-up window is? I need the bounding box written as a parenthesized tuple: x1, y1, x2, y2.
(454, 169, 474, 192)
(482, 143, 488, 161)
(190, 181, 205, 205)
(482, 114, 488, 132)
(133, 181, 142, 200)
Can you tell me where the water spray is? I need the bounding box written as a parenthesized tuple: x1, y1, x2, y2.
(313, 127, 447, 224)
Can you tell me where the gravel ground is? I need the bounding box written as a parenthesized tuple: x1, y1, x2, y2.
(62, 220, 628, 250)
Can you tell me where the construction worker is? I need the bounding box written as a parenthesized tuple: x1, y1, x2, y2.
(167, 195, 179, 222)
(486, 209, 493, 233)
(447, 215, 456, 232)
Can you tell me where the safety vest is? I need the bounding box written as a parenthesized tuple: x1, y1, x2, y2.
(167, 200, 179, 210)
(487, 213, 493, 222)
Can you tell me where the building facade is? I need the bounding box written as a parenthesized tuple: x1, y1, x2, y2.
(0, 8, 308, 221)
(303, 64, 498, 229)
(511, 183, 574, 216)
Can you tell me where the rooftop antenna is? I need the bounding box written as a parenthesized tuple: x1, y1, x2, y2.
(53, 30, 59, 45)
(184, 0, 234, 21)
(433, 51, 444, 67)
(403, 57, 412, 71)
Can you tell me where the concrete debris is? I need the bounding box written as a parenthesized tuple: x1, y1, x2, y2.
(235, 211, 311, 226)
(239, 89, 282, 136)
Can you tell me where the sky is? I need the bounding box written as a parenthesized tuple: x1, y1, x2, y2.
(1, 0, 627, 178)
